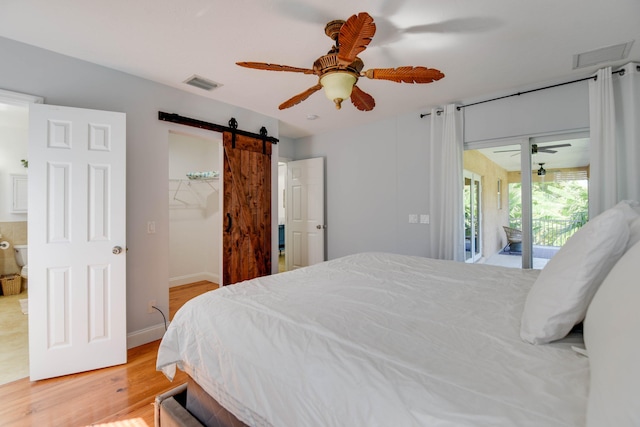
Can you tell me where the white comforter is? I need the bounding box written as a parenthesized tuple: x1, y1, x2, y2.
(157, 252, 589, 427)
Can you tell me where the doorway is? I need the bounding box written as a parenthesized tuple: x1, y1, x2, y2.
(0, 91, 41, 385)
(465, 133, 590, 269)
(168, 131, 222, 288)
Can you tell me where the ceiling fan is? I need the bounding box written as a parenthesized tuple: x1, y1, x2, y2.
(494, 143, 572, 155)
(236, 12, 445, 111)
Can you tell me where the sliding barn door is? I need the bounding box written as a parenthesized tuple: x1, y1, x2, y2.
(222, 132, 272, 285)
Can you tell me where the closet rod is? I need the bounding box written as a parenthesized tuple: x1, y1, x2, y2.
(420, 67, 627, 118)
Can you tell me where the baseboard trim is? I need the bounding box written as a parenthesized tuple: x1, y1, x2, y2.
(127, 322, 168, 349)
(169, 272, 219, 288)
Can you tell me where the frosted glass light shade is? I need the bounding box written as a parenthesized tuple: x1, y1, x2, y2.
(320, 72, 357, 109)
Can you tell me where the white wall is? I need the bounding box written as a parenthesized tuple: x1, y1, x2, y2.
(295, 113, 433, 259)
(463, 80, 590, 143)
(168, 132, 220, 286)
(0, 36, 279, 346)
(277, 136, 296, 159)
(294, 80, 592, 261)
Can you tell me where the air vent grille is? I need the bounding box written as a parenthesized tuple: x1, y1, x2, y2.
(573, 41, 634, 69)
(184, 75, 221, 91)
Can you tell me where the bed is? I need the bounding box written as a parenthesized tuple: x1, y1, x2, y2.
(157, 202, 640, 427)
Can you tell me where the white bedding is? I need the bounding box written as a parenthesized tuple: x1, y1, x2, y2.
(157, 252, 589, 427)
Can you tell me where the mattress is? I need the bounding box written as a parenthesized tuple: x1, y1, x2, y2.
(157, 252, 589, 427)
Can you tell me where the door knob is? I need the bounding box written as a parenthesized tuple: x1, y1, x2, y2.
(112, 246, 123, 255)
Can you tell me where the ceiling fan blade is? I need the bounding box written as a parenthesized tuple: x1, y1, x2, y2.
(538, 149, 558, 154)
(278, 84, 322, 110)
(540, 143, 571, 150)
(363, 66, 445, 83)
(237, 62, 317, 75)
(350, 85, 376, 111)
(337, 12, 376, 66)
(494, 149, 520, 153)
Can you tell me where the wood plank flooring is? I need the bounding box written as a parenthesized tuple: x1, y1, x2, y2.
(169, 280, 218, 320)
(0, 281, 218, 427)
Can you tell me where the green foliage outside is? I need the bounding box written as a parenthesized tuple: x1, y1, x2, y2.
(508, 180, 588, 246)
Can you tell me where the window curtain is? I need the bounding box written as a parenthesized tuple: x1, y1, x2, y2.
(613, 63, 640, 204)
(428, 104, 464, 261)
(589, 63, 640, 217)
(588, 66, 616, 218)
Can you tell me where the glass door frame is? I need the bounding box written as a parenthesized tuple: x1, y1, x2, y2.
(464, 170, 482, 263)
(465, 137, 534, 268)
(465, 129, 589, 269)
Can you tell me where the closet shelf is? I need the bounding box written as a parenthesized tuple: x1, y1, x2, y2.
(169, 178, 218, 209)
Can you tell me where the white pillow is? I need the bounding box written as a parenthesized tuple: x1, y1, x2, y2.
(611, 201, 640, 252)
(520, 207, 629, 344)
(584, 240, 640, 426)
(628, 217, 640, 251)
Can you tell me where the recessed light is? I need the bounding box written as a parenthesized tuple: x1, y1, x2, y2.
(306, 114, 319, 120)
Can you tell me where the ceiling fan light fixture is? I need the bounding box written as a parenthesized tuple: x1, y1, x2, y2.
(537, 164, 546, 176)
(320, 71, 357, 109)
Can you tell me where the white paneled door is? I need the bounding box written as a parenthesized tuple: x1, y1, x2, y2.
(28, 104, 126, 381)
(286, 157, 325, 269)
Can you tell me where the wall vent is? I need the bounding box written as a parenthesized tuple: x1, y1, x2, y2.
(184, 75, 222, 91)
(573, 41, 634, 69)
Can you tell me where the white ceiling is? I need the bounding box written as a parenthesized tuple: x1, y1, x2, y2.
(1, 0, 639, 139)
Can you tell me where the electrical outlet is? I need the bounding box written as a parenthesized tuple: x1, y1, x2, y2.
(148, 299, 157, 314)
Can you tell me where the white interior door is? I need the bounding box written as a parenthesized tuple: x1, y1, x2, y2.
(286, 157, 325, 269)
(28, 104, 127, 381)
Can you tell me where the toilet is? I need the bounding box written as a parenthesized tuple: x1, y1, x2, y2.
(14, 244, 28, 282)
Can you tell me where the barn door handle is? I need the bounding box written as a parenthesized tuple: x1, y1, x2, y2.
(226, 213, 232, 232)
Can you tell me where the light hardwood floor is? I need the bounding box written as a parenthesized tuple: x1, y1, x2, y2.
(0, 280, 218, 427)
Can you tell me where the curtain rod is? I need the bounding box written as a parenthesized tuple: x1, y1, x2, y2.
(420, 67, 630, 118)
(158, 111, 279, 143)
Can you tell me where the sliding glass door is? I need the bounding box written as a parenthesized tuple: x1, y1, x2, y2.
(464, 133, 589, 269)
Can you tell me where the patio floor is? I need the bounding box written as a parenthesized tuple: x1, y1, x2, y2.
(482, 245, 560, 270)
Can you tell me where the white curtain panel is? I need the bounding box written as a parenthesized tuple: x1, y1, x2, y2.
(428, 104, 464, 261)
(588, 66, 617, 218)
(613, 63, 640, 203)
(589, 63, 640, 217)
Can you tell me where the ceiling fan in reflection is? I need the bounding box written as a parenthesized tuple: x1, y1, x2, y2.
(537, 162, 546, 176)
(494, 143, 572, 156)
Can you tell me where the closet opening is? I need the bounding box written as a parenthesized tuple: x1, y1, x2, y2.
(168, 130, 223, 288)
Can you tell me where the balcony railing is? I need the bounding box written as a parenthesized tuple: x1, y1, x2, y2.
(509, 213, 588, 247)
